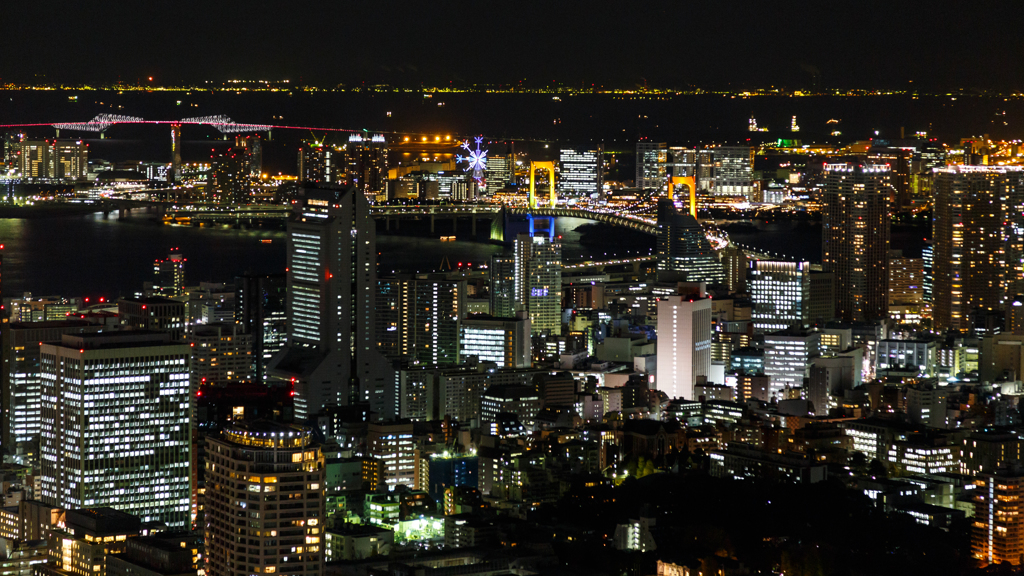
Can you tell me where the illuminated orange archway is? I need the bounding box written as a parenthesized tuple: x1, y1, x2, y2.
(667, 176, 697, 218)
(528, 161, 557, 208)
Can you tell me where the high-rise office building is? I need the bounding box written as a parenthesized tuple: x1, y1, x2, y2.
(480, 385, 541, 433)
(347, 134, 388, 201)
(763, 328, 820, 399)
(268, 187, 377, 419)
(46, 508, 142, 576)
(822, 163, 892, 322)
(655, 200, 726, 284)
(668, 147, 697, 178)
(636, 141, 667, 190)
(205, 422, 325, 576)
(867, 147, 912, 210)
(51, 140, 88, 181)
(235, 135, 263, 178)
(889, 250, 924, 306)
(656, 289, 713, 400)
(297, 142, 343, 184)
(39, 332, 192, 527)
(972, 467, 1024, 567)
(18, 140, 50, 179)
(376, 275, 465, 366)
(720, 245, 748, 293)
(808, 271, 836, 325)
(484, 152, 513, 195)
(558, 148, 602, 197)
(932, 166, 1024, 332)
(235, 273, 287, 384)
(210, 148, 249, 204)
(152, 251, 186, 296)
(0, 320, 100, 454)
(696, 148, 716, 192)
(366, 421, 415, 488)
(118, 297, 186, 341)
(749, 261, 810, 333)
(15, 137, 86, 178)
(459, 314, 531, 368)
(514, 227, 562, 335)
(922, 242, 933, 304)
(187, 323, 253, 388)
(712, 146, 754, 198)
(489, 255, 516, 318)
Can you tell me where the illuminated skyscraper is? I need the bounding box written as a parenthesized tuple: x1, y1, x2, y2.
(655, 200, 725, 284)
(763, 328, 820, 399)
(749, 260, 810, 333)
(888, 250, 923, 306)
(205, 422, 324, 576)
(210, 148, 249, 204)
(484, 151, 513, 195)
(268, 187, 377, 419)
(51, 140, 87, 181)
(636, 141, 667, 190)
(558, 147, 602, 196)
(18, 140, 50, 179)
(375, 275, 465, 366)
(868, 146, 913, 210)
(297, 142, 341, 184)
(347, 134, 388, 201)
(972, 468, 1024, 567)
(187, 323, 253, 388)
(668, 147, 697, 178)
(39, 332, 192, 527)
(0, 320, 99, 455)
(513, 225, 562, 335)
(489, 255, 516, 318)
(922, 242, 933, 305)
(656, 288, 712, 400)
(152, 251, 186, 297)
(235, 135, 262, 178)
(460, 314, 531, 368)
(932, 166, 1024, 332)
(712, 146, 754, 198)
(235, 273, 287, 384)
(822, 163, 892, 322)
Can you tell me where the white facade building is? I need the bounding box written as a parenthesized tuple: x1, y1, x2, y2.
(763, 329, 820, 399)
(655, 293, 712, 400)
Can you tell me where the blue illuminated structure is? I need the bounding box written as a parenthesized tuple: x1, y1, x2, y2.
(457, 137, 488, 191)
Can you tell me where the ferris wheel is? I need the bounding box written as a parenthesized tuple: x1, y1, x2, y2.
(457, 136, 488, 191)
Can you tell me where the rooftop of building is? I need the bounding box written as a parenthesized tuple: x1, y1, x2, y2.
(65, 507, 141, 536)
(226, 420, 311, 436)
(463, 314, 525, 323)
(119, 296, 182, 305)
(220, 420, 317, 450)
(52, 330, 176, 350)
(326, 523, 393, 536)
(6, 319, 95, 330)
(481, 384, 540, 400)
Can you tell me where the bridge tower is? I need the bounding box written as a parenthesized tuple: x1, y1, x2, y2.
(667, 176, 697, 218)
(528, 161, 557, 208)
(170, 123, 182, 182)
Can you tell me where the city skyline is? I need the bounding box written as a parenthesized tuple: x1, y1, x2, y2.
(5, 12, 1024, 573)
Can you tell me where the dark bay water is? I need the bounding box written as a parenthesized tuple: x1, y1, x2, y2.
(0, 213, 644, 298)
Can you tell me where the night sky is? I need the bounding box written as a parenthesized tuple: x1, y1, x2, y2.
(5, 0, 1024, 90)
